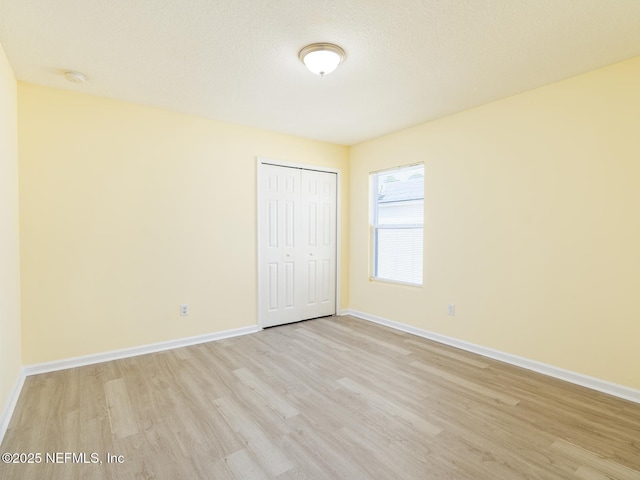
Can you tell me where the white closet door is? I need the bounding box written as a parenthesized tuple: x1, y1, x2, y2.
(300, 169, 337, 320)
(259, 164, 336, 328)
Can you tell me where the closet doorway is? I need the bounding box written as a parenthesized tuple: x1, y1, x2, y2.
(258, 159, 338, 327)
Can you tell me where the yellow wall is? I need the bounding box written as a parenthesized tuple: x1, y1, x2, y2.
(0, 43, 21, 418)
(350, 56, 640, 390)
(18, 83, 349, 364)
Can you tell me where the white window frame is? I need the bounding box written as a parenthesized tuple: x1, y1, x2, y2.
(370, 163, 424, 286)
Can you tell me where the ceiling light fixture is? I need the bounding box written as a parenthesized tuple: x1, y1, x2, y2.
(63, 70, 87, 84)
(299, 43, 346, 76)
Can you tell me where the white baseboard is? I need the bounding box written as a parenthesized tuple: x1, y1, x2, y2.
(0, 368, 26, 446)
(344, 309, 640, 404)
(24, 325, 261, 376)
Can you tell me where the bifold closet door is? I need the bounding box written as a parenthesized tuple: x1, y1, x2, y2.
(260, 164, 337, 328)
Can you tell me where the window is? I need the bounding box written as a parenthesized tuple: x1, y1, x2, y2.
(371, 164, 424, 285)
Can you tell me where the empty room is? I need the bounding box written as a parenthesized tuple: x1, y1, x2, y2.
(1, 1, 639, 479)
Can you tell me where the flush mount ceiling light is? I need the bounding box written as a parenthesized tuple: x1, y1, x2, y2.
(63, 70, 87, 84)
(299, 43, 346, 76)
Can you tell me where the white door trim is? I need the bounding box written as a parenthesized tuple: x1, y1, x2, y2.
(256, 157, 341, 328)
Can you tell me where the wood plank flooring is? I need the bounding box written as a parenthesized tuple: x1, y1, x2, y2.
(1, 315, 639, 479)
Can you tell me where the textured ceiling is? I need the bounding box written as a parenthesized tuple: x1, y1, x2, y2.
(1, 0, 640, 145)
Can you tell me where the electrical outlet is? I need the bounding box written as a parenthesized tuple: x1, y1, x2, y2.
(180, 304, 188, 316)
(447, 304, 455, 316)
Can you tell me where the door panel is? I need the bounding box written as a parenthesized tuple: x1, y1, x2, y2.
(285, 201, 294, 247)
(267, 263, 278, 311)
(260, 164, 302, 326)
(321, 259, 331, 302)
(300, 169, 337, 320)
(260, 164, 337, 327)
(307, 260, 317, 305)
(285, 261, 295, 308)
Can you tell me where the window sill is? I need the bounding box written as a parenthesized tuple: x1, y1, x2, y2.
(369, 277, 422, 288)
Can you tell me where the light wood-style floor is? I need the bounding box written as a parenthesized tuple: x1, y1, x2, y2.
(1, 315, 639, 479)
